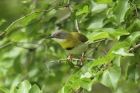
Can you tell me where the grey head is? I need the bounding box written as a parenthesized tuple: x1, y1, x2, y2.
(50, 30, 69, 39)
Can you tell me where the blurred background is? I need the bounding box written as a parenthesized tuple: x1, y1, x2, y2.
(0, 0, 140, 93)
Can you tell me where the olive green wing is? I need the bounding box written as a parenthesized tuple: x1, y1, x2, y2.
(71, 32, 88, 42)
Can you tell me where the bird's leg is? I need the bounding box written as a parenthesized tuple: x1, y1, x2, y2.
(76, 53, 85, 66)
(67, 54, 73, 62)
(80, 52, 85, 62)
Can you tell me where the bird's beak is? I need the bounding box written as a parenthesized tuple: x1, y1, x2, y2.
(45, 36, 54, 39)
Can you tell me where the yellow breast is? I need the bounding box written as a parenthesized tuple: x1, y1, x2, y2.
(59, 36, 78, 50)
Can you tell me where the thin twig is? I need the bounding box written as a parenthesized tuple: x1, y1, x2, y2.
(0, 41, 13, 49)
(75, 20, 80, 33)
(88, 38, 106, 44)
(0, 11, 35, 36)
(129, 1, 140, 19)
(74, 88, 84, 93)
(85, 39, 106, 57)
(66, 0, 80, 33)
(128, 43, 140, 53)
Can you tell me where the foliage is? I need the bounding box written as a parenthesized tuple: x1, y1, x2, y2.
(0, 0, 140, 93)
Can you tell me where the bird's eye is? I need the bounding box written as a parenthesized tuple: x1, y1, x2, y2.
(56, 33, 60, 37)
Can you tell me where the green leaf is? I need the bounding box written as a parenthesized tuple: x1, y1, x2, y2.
(25, 19, 40, 37)
(40, 85, 45, 93)
(74, 3, 87, 9)
(29, 84, 41, 93)
(76, 5, 89, 16)
(71, 79, 81, 89)
(110, 29, 130, 36)
(109, 29, 130, 40)
(89, 55, 114, 69)
(5, 74, 22, 89)
(80, 78, 93, 91)
(111, 0, 130, 23)
(58, 86, 71, 93)
(14, 80, 31, 93)
(88, 32, 109, 42)
(13, 56, 22, 73)
(112, 48, 134, 56)
(89, 0, 108, 13)
(0, 19, 6, 26)
(96, 0, 112, 4)
(113, 56, 121, 67)
(126, 32, 140, 44)
(98, 66, 121, 90)
(22, 0, 31, 3)
(86, 15, 106, 29)
(47, 9, 57, 16)
(0, 86, 10, 93)
(126, 19, 140, 32)
(9, 29, 27, 42)
(125, 62, 139, 83)
(80, 72, 92, 78)
(108, 41, 131, 55)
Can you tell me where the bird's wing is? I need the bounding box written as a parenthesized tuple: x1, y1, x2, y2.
(71, 32, 88, 42)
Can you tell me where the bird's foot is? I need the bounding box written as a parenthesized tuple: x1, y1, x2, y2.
(78, 53, 85, 66)
(80, 53, 85, 62)
(67, 55, 73, 62)
(80, 56, 84, 62)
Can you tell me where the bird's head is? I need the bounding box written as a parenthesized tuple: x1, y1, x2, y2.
(46, 30, 70, 43)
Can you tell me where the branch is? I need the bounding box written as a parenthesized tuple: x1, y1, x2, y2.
(128, 43, 140, 53)
(0, 8, 53, 37)
(49, 57, 94, 63)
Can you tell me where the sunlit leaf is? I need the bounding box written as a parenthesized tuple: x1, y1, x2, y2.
(81, 72, 92, 78)
(0, 19, 6, 26)
(58, 86, 71, 93)
(29, 84, 41, 93)
(80, 78, 93, 91)
(126, 32, 140, 44)
(89, 55, 114, 69)
(88, 32, 109, 42)
(108, 42, 131, 54)
(22, 0, 31, 3)
(89, 0, 108, 13)
(111, 0, 130, 23)
(113, 56, 121, 67)
(9, 29, 27, 42)
(109, 29, 130, 40)
(112, 48, 134, 56)
(96, 0, 112, 4)
(14, 80, 31, 93)
(76, 5, 89, 16)
(87, 17, 105, 29)
(98, 66, 121, 90)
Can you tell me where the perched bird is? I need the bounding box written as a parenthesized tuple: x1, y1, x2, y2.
(46, 30, 88, 61)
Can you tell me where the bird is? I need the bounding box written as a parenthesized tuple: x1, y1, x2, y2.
(46, 30, 88, 62)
